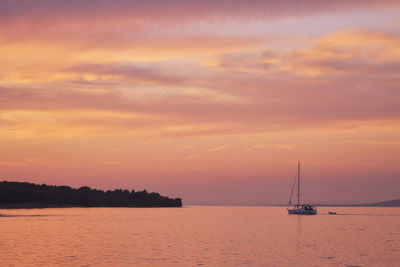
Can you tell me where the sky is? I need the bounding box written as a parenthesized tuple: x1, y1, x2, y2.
(0, 0, 399, 205)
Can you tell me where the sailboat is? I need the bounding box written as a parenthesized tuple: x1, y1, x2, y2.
(287, 162, 317, 215)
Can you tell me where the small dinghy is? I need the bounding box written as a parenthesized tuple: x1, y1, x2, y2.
(328, 211, 337, 215)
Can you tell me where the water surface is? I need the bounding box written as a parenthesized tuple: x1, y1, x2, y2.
(1, 206, 399, 266)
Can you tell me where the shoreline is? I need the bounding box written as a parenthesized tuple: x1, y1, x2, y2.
(0, 203, 183, 209)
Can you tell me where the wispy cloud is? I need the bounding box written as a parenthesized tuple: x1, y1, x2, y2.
(208, 145, 232, 152)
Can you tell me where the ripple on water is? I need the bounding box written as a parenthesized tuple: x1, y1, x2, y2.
(0, 206, 399, 266)
(0, 214, 50, 217)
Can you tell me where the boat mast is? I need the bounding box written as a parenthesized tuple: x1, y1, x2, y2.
(297, 161, 300, 207)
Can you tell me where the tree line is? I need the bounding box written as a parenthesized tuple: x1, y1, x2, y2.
(0, 181, 182, 207)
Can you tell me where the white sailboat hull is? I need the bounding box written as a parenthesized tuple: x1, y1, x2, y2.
(288, 208, 317, 215)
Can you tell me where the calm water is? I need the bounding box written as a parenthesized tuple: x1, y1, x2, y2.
(0, 206, 399, 266)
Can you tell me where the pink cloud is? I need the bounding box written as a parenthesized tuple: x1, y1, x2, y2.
(1, 2, 399, 204)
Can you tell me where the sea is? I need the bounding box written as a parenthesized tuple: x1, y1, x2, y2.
(0, 206, 399, 266)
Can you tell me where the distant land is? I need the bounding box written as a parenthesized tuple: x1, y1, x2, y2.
(273, 199, 400, 207)
(0, 181, 182, 208)
(311, 199, 400, 207)
(360, 199, 400, 207)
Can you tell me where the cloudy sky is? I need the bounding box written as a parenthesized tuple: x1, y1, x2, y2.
(1, 0, 399, 204)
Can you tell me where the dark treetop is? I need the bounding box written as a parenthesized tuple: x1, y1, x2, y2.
(0, 181, 182, 208)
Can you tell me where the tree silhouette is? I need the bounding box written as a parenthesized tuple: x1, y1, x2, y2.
(0, 181, 182, 208)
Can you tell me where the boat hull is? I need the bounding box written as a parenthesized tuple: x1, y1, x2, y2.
(288, 208, 317, 215)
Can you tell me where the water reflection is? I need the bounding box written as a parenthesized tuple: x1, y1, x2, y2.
(0, 206, 398, 266)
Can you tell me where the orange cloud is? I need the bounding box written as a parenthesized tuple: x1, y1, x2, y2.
(1, 1, 400, 204)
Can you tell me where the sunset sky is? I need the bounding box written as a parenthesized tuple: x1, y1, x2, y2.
(1, 0, 399, 205)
